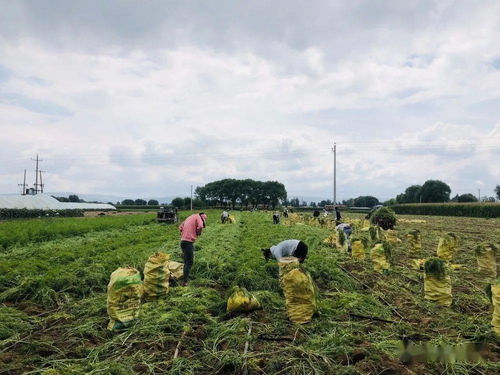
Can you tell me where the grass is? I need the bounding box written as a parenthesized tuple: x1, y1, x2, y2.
(0, 214, 157, 250)
(0, 210, 499, 374)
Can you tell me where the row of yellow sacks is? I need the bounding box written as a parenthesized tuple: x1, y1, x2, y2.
(227, 257, 318, 325)
(107, 252, 183, 331)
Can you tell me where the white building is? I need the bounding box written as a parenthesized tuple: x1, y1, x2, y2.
(0, 194, 116, 210)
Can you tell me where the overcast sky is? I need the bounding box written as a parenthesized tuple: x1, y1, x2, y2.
(1, 0, 499, 201)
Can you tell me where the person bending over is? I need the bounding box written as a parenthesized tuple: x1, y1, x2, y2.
(179, 212, 207, 286)
(221, 210, 229, 223)
(261, 239, 308, 263)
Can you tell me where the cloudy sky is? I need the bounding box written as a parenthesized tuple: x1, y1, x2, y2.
(1, 0, 499, 201)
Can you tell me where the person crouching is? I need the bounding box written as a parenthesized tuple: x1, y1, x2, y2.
(261, 239, 308, 263)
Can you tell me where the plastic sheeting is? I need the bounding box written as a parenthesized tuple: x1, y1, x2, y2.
(0, 194, 115, 210)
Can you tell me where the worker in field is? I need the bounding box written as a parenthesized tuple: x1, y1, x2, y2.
(273, 212, 280, 224)
(179, 212, 207, 286)
(221, 210, 229, 223)
(283, 207, 289, 218)
(335, 206, 342, 224)
(261, 239, 308, 263)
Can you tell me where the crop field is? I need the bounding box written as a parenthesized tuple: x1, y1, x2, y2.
(0, 210, 499, 374)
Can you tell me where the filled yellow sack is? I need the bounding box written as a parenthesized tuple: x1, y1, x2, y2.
(424, 258, 452, 307)
(351, 239, 366, 260)
(107, 267, 143, 331)
(323, 233, 339, 249)
(476, 243, 497, 279)
(382, 229, 402, 245)
(437, 233, 459, 261)
(370, 242, 390, 272)
(279, 260, 317, 324)
(278, 256, 300, 279)
(368, 226, 381, 244)
(490, 283, 500, 336)
(225, 215, 235, 224)
(226, 286, 261, 313)
(406, 230, 422, 254)
(168, 261, 184, 281)
(143, 252, 171, 301)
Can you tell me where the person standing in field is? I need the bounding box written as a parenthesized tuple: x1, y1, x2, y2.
(273, 212, 280, 224)
(261, 239, 308, 263)
(179, 212, 207, 286)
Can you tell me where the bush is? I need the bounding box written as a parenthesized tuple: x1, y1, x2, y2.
(390, 203, 500, 218)
(370, 207, 397, 230)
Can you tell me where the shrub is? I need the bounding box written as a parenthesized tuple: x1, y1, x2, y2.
(390, 203, 500, 218)
(370, 207, 397, 230)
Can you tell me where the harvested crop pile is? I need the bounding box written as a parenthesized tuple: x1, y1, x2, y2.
(279, 258, 317, 324)
(424, 257, 452, 307)
(143, 251, 171, 301)
(436, 232, 459, 261)
(107, 267, 143, 331)
(475, 243, 497, 278)
(226, 286, 261, 313)
(370, 241, 391, 272)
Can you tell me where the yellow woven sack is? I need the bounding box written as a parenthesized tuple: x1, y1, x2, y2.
(407, 230, 422, 254)
(368, 226, 381, 244)
(476, 243, 497, 279)
(168, 261, 184, 280)
(279, 261, 317, 324)
(226, 286, 261, 313)
(437, 233, 459, 261)
(351, 239, 366, 260)
(424, 258, 452, 307)
(107, 267, 143, 331)
(278, 257, 300, 278)
(143, 252, 171, 301)
(382, 230, 401, 245)
(490, 283, 500, 336)
(227, 215, 235, 224)
(370, 243, 390, 272)
(323, 233, 339, 249)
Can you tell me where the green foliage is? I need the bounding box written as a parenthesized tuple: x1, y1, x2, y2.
(121, 199, 135, 205)
(352, 195, 380, 207)
(171, 197, 184, 208)
(147, 199, 159, 205)
(424, 257, 447, 278)
(391, 203, 500, 218)
(0, 208, 84, 220)
(195, 178, 287, 209)
(456, 193, 478, 202)
(0, 214, 155, 250)
(370, 207, 397, 230)
(396, 185, 422, 203)
(2, 210, 499, 374)
(420, 179, 451, 203)
(496, 184, 500, 200)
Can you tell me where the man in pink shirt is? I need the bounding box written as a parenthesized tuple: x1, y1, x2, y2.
(179, 212, 207, 285)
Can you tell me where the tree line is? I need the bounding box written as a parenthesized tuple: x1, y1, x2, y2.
(195, 179, 287, 209)
(390, 180, 499, 204)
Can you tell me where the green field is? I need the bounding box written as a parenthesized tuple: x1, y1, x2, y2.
(0, 211, 499, 374)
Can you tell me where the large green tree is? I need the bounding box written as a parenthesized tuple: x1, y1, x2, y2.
(456, 193, 477, 202)
(147, 199, 159, 205)
(195, 178, 287, 208)
(495, 185, 500, 200)
(352, 196, 379, 207)
(420, 180, 451, 203)
(171, 197, 184, 208)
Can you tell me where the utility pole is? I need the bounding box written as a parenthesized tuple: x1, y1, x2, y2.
(31, 154, 43, 194)
(39, 170, 45, 193)
(18, 169, 27, 195)
(331, 142, 336, 207)
(190, 185, 193, 211)
(478, 189, 481, 202)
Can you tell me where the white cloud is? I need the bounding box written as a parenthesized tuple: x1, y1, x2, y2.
(0, 1, 499, 201)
